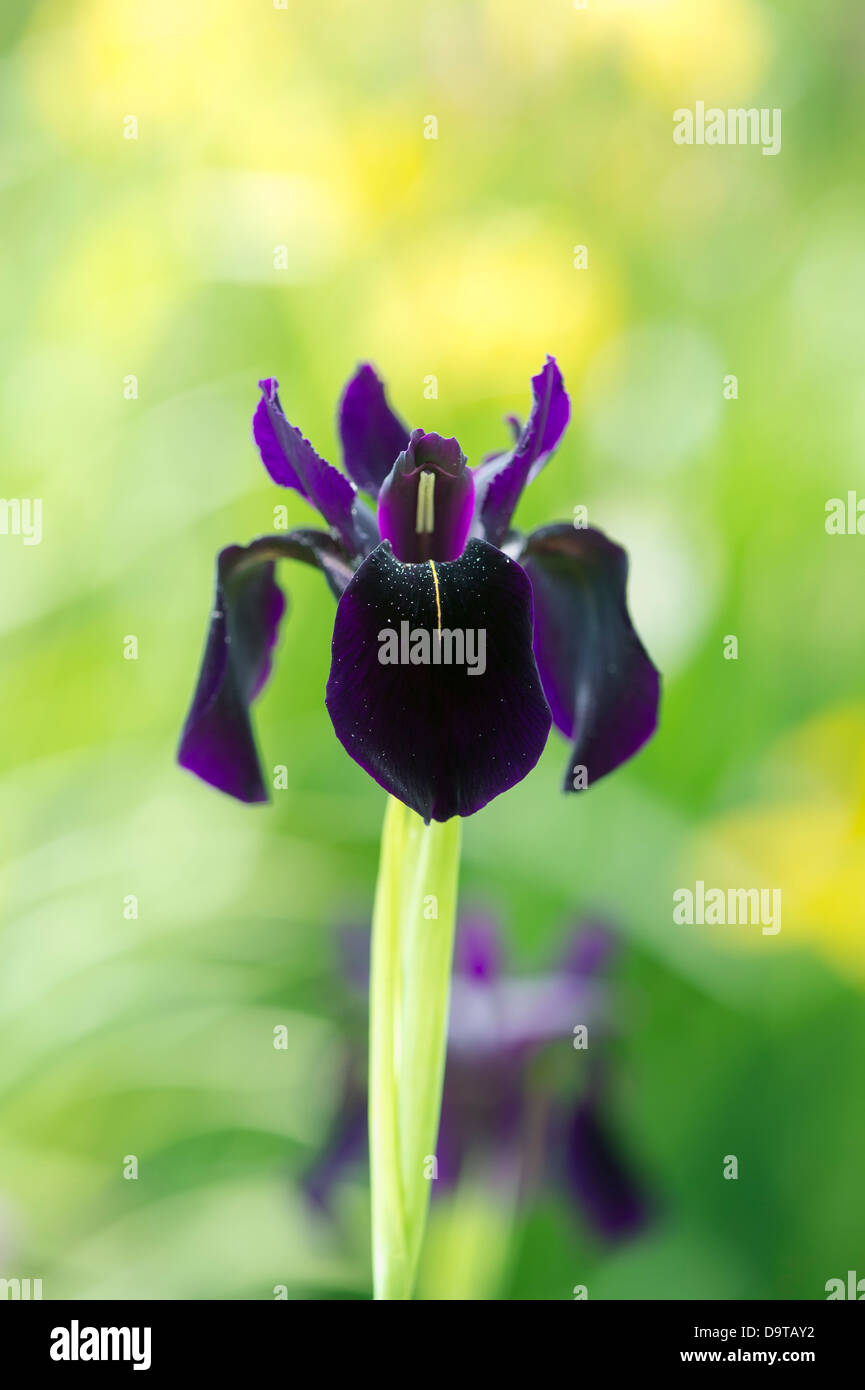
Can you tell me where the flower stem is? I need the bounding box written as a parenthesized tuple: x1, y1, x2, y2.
(369, 795, 461, 1300)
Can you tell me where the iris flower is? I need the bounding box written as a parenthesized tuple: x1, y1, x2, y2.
(178, 357, 659, 820)
(176, 354, 660, 1300)
(306, 916, 649, 1247)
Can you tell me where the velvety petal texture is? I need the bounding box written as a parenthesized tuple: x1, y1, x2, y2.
(325, 538, 552, 821)
(520, 524, 660, 792)
(474, 357, 570, 546)
(338, 363, 410, 496)
(253, 379, 376, 556)
(178, 531, 353, 803)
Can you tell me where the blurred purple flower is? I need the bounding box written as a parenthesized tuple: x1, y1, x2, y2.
(305, 916, 650, 1244)
(178, 359, 659, 821)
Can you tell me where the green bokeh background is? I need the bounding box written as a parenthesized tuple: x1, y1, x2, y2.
(1, 0, 864, 1299)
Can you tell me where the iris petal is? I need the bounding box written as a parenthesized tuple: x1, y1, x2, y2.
(454, 917, 503, 983)
(519, 524, 660, 791)
(253, 379, 377, 556)
(564, 1080, 649, 1241)
(338, 363, 410, 496)
(178, 530, 353, 802)
(302, 1073, 368, 1213)
(325, 539, 552, 822)
(474, 357, 570, 546)
(377, 429, 475, 563)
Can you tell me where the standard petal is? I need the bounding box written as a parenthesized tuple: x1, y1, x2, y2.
(377, 429, 475, 563)
(560, 920, 618, 978)
(325, 538, 552, 822)
(178, 530, 353, 802)
(520, 524, 660, 791)
(454, 916, 503, 983)
(338, 363, 410, 496)
(253, 378, 377, 556)
(474, 357, 570, 546)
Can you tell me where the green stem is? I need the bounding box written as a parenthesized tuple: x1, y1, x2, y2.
(369, 795, 462, 1300)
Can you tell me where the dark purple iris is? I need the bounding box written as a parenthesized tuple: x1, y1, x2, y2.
(305, 917, 650, 1244)
(178, 358, 660, 821)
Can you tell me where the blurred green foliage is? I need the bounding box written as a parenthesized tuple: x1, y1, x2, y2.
(1, 0, 864, 1298)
